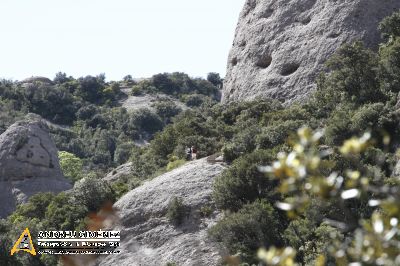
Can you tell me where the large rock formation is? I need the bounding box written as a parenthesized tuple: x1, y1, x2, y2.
(97, 158, 227, 266)
(222, 0, 400, 103)
(0, 116, 72, 217)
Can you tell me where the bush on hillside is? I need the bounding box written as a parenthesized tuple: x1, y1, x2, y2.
(167, 197, 187, 226)
(209, 200, 284, 263)
(213, 150, 280, 211)
(71, 175, 116, 213)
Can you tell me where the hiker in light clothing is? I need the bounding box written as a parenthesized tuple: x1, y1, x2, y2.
(191, 146, 197, 160)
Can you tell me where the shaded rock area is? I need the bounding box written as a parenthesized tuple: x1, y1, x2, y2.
(97, 158, 227, 266)
(0, 116, 72, 218)
(222, 0, 400, 104)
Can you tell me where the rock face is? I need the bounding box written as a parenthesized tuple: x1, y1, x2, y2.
(222, 0, 400, 103)
(103, 162, 133, 183)
(0, 117, 72, 218)
(98, 158, 227, 266)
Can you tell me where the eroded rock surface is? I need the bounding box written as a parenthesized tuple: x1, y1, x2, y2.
(98, 158, 227, 266)
(222, 0, 400, 104)
(104, 162, 133, 183)
(0, 117, 72, 217)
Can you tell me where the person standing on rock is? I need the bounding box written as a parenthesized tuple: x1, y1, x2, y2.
(191, 146, 197, 160)
(186, 146, 192, 161)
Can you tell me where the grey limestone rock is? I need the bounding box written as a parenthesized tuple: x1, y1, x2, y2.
(97, 158, 227, 266)
(0, 117, 72, 218)
(222, 0, 400, 104)
(103, 162, 133, 183)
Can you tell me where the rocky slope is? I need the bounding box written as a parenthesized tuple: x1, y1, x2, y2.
(97, 158, 227, 266)
(0, 116, 72, 218)
(119, 87, 187, 112)
(222, 0, 400, 104)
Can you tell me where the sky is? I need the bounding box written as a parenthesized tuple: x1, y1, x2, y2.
(0, 0, 245, 81)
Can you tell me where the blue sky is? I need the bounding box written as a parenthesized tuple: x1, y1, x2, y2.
(0, 0, 245, 81)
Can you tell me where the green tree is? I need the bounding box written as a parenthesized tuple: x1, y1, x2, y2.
(44, 192, 87, 231)
(379, 11, 400, 42)
(207, 72, 222, 87)
(71, 175, 116, 212)
(209, 200, 284, 263)
(213, 150, 279, 211)
(58, 151, 83, 183)
(321, 42, 384, 104)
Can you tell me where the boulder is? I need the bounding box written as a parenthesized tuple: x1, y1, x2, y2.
(222, 0, 400, 104)
(97, 158, 227, 266)
(104, 162, 133, 183)
(0, 117, 72, 218)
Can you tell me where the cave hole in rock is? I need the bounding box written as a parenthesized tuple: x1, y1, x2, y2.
(328, 32, 340, 39)
(260, 8, 274, 19)
(301, 17, 311, 25)
(231, 57, 238, 67)
(256, 54, 272, 68)
(281, 63, 300, 76)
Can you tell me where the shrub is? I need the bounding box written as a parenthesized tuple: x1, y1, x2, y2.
(207, 72, 222, 87)
(114, 142, 135, 164)
(76, 104, 98, 120)
(130, 109, 163, 135)
(199, 205, 214, 218)
(181, 94, 207, 107)
(213, 149, 279, 211)
(44, 192, 87, 231)
(152, 100, 182, 123)
(71, 175, 116, 212)
(166, 159, 186, 171)
(324, 104, 355, 145)
(209, 200, 284, 263)
(9, 193, 55, 222)
(167, 197, 187, 226)
(379, 11, 400, 42)
(379, 37, 400, 93)
(320, 42, 384, 104)
(58, 151, 83, 183)
(111, 182, 130, 200)
(256, 120, 303, 150)
(222, 125, 260, 162)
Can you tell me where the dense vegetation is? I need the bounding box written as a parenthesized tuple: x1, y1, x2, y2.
(0, 72, 220, 173)
(0, 72, 220, 265)
(2, 10, 400, 266)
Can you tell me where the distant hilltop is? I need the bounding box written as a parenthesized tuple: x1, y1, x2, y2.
(20, 76, 54, 85)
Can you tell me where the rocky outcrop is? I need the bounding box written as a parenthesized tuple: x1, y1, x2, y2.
(97, 158, 227, 266)
(0, 117, 72, 217)
(222, 0, 400, 104)
(21, 76, 54, 85)
(104, 162, 133, 183)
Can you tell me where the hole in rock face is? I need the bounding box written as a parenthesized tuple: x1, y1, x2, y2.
(301, 17, 311, 25)
(26, 150, 33, 159)
(256, 55, 272, 68)
(231, 57, 238, 66)
(281, 63, 300, 76)
(260, 8, 274, 19)
(328, 32, 340, 39)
